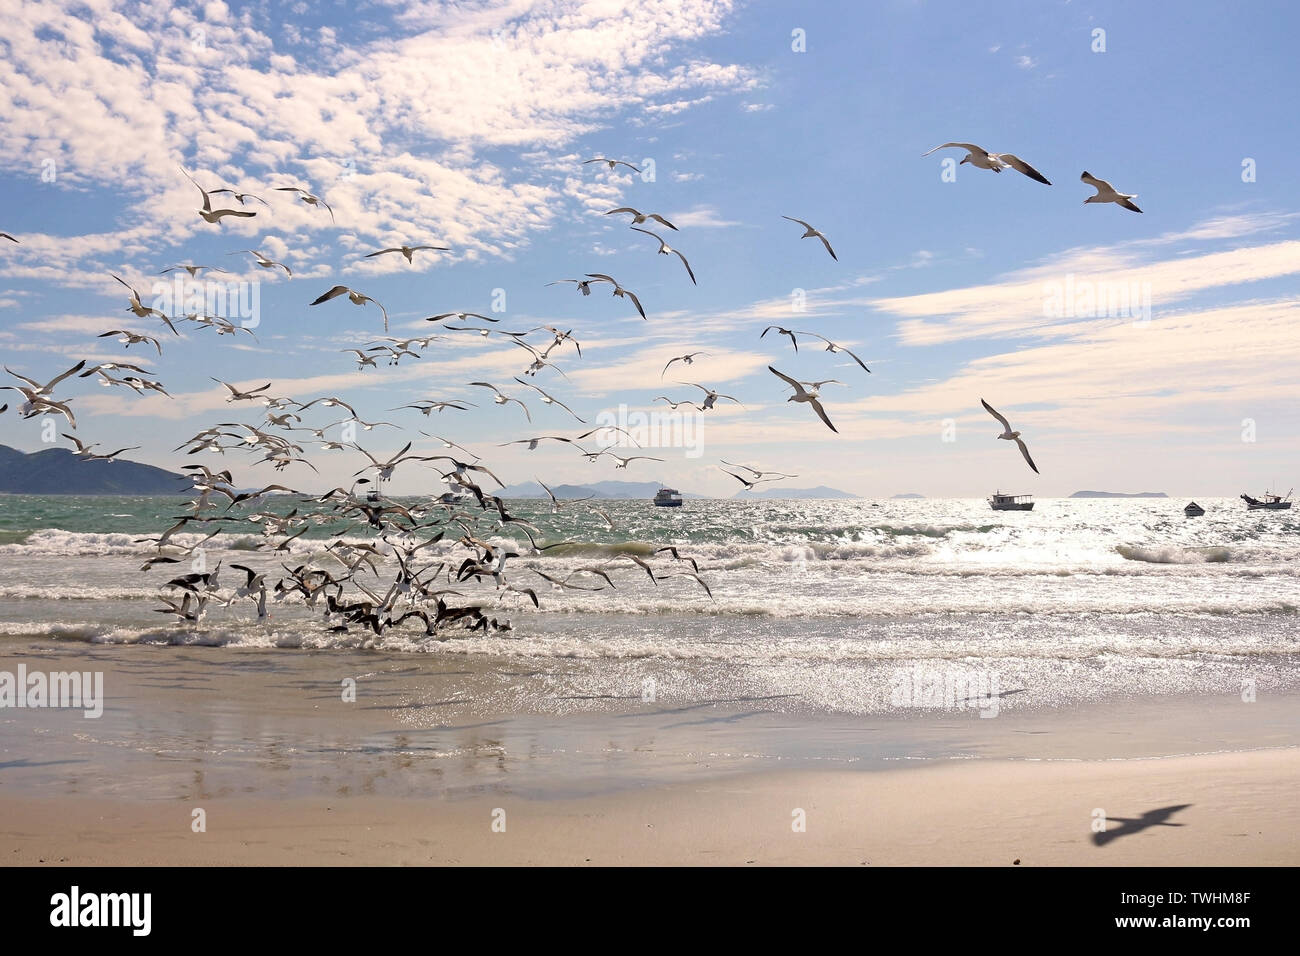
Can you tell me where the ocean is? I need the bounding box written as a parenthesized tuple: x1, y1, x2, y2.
(1, 493, 1296, 719)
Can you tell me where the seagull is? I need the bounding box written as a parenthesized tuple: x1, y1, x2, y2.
(630, 227, 696, 285)
(781, 217, 837, 261)
(584, 158, 640, 172)
(425, 311, 499, 324)
(805, 332, 870, 373)
(980, 399, 1039, 474)
(654, 396, 701, 410)
(181, 167, 258, 224)
(212, 378, 273, 402)
(159, 264, 227, 277)
(111, 275, 177, 333)
(761, 326, 801, 351)
(606, 207, 677, 230)
(392, 400, 476, 416)
(468, 382, 531, 421)
(921, 144, 1051, 185)
(274, 185, 335, 222)
(679, 382, 742, 411)
(62, 434, 140, 461)
(512, 377, 585, 422)
(585, 274, 646, 319)
(720, 460, 798, 480)
(342, 349, 380, 369)
(352, 441, 423, 481)
(5, 360, 87, 398)
(364, 244, 450, 263)
(310, 285, 390, 332)
(208, 188, 270, 207)
(607, 454, 663, 470)
(1081, 171, 1142, 213)
(497, 435, 574, 451)
(229, 249, 292, 276)
(546, 278, 596, 296)
(662, 352, 708, 377)
(768, 366, 837, 433)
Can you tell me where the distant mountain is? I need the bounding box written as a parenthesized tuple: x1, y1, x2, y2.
(498, 479, 706, 499)
(0, 444, 187, 495)
(733, 485, 856, 500)
(1069, 490, 1169, 498)
(891, 493, 925, 499)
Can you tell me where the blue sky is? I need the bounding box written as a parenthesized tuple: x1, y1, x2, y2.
(1, 0, 1298, 497)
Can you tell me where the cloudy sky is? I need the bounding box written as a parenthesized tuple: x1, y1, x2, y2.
(2, 0, 1298, 497)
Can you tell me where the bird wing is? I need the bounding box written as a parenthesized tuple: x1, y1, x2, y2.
(624, 288, 646, 320)
(1119, 198, 1143, 214)
(649, 214, 677, 230)
(816, 233, 838, 261)
(980, 398, 1012, 431)
(999, 154, 1051, 185)
(673, 249, 697, 284)
(606, 207, 639, 216)
(1015, 437, 1040, 474)
(922, 142, 986, 158)
(782, 216, 812, 230)
(767, 365, 807, 396)
(629, 226, 665, 250)
(841, 346, 869, 372)
(1080, 171, 1110, 192)
(809, 397, 838, 433)
(311, 285, 350, 305)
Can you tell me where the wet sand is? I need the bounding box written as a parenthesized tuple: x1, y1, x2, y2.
(1, 645, 1297, 864)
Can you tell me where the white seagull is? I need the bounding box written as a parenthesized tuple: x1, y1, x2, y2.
(768, 366, 837, 433)
(1080, 171, 1142, 213)
(782, 216, 838, 261)
(980, 399, 1039, 474)
(631, 227, 696, 285)
(921, 143, 1052, 184)
(606, 207, 677, 230)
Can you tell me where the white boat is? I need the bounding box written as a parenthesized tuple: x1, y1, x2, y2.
(1241, 489, 1292, 510)
(653, 488, 683, 507)
(988, 491, 1033, 511)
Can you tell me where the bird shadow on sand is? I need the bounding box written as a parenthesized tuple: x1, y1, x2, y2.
(1093, 804, 1192, 847)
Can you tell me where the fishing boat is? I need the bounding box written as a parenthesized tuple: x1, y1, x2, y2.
(653, 487, 683, 507)
(1241, 489, 1293, 510)
(988, 491, 1033, 511)
(1183, 501, 1205, 517)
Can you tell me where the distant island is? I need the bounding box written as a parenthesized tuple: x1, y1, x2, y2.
(891, 493, 925, 499)
(0, 444, 186, 495)
(733, 485, 855, 500)
(1069, 490, 1169, 498)
(497, 479, 707, 499)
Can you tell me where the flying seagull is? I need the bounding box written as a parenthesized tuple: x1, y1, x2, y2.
(781, 216, 837, 261)
(229, 249, 292, 276)
(364, 244, 450, 263)
(1081, 171, 1142, 213)
(662, 352, 708, 378)
(584, 158, 640, 172)
(310, 285, 390, 331)
(630, 227, 696, 285)
(274, 185, 335, 222)
(585, 274, 646, 320)
(181, 167, 258, 224)
(212, 378, 273, 403)
(805, 332, 870, 373)
(606, 207, 677, 230)
(111, 275, 177, 334)
(679, 382, 742, 411)
(921, 143, 1051, 185)
(980, 399, 1039, 474)
(768, 366, 837, 433)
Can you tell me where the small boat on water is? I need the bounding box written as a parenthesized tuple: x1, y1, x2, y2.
(1183, 501, 1205, 517)
(988, 491, 1033, 511)
(1241, 489, 1293, 510)
(653, 487, 683, 507)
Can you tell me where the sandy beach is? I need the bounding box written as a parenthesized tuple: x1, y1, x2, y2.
(2, 646, 1296, 866)
(4, 749, 1297, 866)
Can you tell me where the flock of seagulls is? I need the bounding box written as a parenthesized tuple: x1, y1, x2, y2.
(0, 135, 1137, 640)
